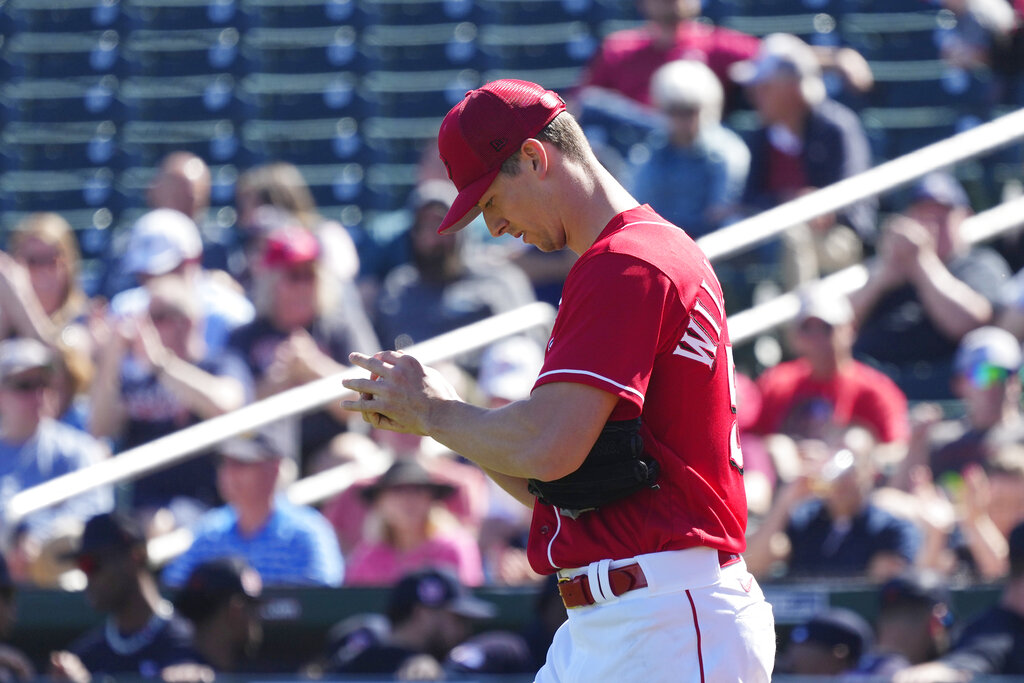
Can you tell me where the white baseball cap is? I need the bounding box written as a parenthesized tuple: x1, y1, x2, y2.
(123, 209, 203, 276)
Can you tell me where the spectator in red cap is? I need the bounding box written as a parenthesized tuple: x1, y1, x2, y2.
(225, 224, 378, 473)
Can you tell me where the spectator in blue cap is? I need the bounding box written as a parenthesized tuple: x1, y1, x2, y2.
(851, 171, 1011, 400)
(778, 607, 874, 676)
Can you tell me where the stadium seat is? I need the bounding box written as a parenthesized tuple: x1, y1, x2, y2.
(357, 0, 491, 27)
(840, 11, 945, 61)
(0, 168, 123, 216)
(120, 74, 251, 122)
(479, 0, 596, 25)
(4, 31, 125, 79)
(731, 0, 839, 17)
(361, 116, 440, 167)
(362, 22, 486, 72)
(242, 117, 367, 165)
(839, 0, 942, 13)
(0, 75, 123, 123)
(874, 61, 995, 111)
(3, 120, 123, 171)
(241, 0, 363, 29)
(860, 105, 959, 159)
(293, 162, 375, 209)
(479, 21, 598, 71)
(122, 0, 248, 31)
(5, 0, 123, 33)
(123, 28, 246, 77)
(121, 118, 247, 167)
(241, 26, 363, 74)
(239, 71, 370, 121)
(721, 12, 842, 45)
(361, 69, 481, 120)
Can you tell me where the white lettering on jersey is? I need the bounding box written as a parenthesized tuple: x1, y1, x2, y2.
(674, 299, 721, 369)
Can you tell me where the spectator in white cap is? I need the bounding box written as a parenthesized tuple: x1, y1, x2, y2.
(108, 208, 253, 356)
(751, 285, 909, 459)
(732, 33, 876, 245)
(628, 59, 749, 239)
(0, 338, 112, 583)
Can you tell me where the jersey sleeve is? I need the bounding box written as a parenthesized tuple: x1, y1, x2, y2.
(534, 252, 680, 418)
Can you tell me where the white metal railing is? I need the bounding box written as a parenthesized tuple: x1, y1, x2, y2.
(5, 302, 557, 527)
(728, 193, 1024, 343)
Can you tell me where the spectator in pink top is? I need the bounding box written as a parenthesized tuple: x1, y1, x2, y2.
(344, 459, 484, 587)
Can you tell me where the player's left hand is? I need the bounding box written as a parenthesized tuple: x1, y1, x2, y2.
(341, 350, 460, 435)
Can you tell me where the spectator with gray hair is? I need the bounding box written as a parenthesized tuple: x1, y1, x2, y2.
(627, 59, 750, 239)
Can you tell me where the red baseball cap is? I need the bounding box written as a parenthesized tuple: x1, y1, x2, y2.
(261, 225, 321, 268)
(436, 79, 566, 235)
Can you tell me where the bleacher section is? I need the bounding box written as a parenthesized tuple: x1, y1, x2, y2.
(0, 0, 1020, 284)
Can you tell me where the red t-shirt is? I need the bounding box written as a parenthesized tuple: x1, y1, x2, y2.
(581, 22, 760, 105)
(751, 358, 910, 444)
(528, 205, 748, 573)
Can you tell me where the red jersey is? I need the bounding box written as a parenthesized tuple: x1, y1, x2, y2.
(528, 205, 747, 573)
(751, 358, 910, 444)
(581, 22, 760, 105)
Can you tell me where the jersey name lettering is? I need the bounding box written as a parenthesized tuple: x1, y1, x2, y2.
(674, 282, 724, 369)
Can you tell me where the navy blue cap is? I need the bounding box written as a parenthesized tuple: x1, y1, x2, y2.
(68, 512, 145, 559)
(174, 557, 262, 623)
(910, 172, 969, 209)
(790, 608, 873, 662)
(0, 552, 11, 588)
(879, 571, 953, 622)
(387, 568, 496, 624)
(1010, 520, 1024, 577)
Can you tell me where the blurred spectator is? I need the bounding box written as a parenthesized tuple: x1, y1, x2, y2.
(89, 275, 248, 527)
(895, 520, 1024, 681)
(109, 209, 254, 356)
(0, 553, 34, 682)
(937, 0, 1017, 70)
(848, 571, 955, 678)
(50, 512, 201, 683)
(1, 214, 91, 350)
(444, 630, 535, 676)
(314, 613, 391, 676)
(745, 428, 920, 581)
(899, 326, 1024, 487)
(161, 430, 344, 588)
(172, 558, 265, 674)
(851, 172, 1011, 400)
(225, 225, 379, 472)
(752, 286, 909, 465)
(776, 607, 874, 676)
(344, 459, 484, 587)
(0, 338, 112, 583)
(328, 567, 496, 678)
(373, 179, 536, 366)
(627, 59, 749, 238)
(235, 161, 359, 285)
(732, 33, 876, 247)
(521, 574, 567, 672)
(49, 343, 93, 433)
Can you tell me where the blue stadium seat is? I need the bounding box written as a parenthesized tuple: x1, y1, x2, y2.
(242, 26, 363, 74)
(839, 0, 941, 13)
(721, 13, 842, 46)
(0, 168, 123, 215)
(362, 23, 486, 72)
(840, 11, 945, 61)
(121, 74, 251, 122)
(860, 105, 959, 159)
(1, 75, 123, 123)
(362, 69, 481, 120)
(5, 0, 122, 33)
(4, 31, 125, 78)
(241, 0, 362, 29)
(358, 0, 492, 27)
(732, 0, 839, 17)
(875, 63, 995, 111)
(479, 0, 596, 25)
(240, 71, 369, 120)
(242, 117, 367, 165)
(123, 0, 248, 31)
(479, 22, 598, 71)
(121, 119, 246, 167)
(123, 28, 246, 77)
(3, 121, 123, 171)
(361, 116, 440, 167)
(295, 162, 375, 210)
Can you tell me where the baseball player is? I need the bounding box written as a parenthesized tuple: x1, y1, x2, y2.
(342, 79, 775, 682)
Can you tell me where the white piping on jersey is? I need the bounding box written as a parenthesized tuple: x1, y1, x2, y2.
(547, 504, 563, 570)
(535, 369, 645, 403)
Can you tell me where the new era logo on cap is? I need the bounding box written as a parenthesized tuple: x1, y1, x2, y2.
(436, 79, 566, 236)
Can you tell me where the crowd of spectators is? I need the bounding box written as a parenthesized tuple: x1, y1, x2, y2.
(0, 0, 1023, 679)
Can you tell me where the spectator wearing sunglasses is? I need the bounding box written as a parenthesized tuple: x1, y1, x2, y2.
(0, 338, 112, 584)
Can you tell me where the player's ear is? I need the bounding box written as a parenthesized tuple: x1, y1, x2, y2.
(520, 138, 549, 178)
